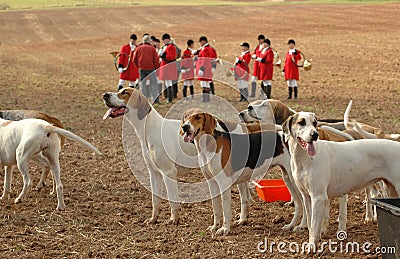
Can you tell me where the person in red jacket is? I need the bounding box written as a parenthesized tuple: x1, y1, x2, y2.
(283, 39, 302, 99)
(158, 33, 178, 103)
(180, 39, 195, 99)
(250, 34, 266, 97)
(117, 34, 140, 90)
(255, 38, 274, 99)
(234, 42, 251, 101)
(133, 35, 160, 103)
(196, 36, 217, 103)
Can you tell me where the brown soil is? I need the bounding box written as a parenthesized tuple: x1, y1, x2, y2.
(0, 3, 399, 258)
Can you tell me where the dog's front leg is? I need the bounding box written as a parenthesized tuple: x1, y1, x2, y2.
(293, 191, 309, 232)
(207, 179, 222, 233)
(162, 166, 180, 225)
(145, 167, 163, 224)
(1, 166, 13, 200)
(235, 182, 249, 226)
(215, 188, 232, 236)
(308, 195, 329, 251)
(337, 195, 347, 231)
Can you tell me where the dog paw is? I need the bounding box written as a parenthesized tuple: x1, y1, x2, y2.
(207, 224, 219, 233)
(215, 226, 230, 236)
(165, 217, 179, 225)
(282, 224, 293, 231)
(234, 219, 247, 226)
(56, 205, 65, 211)
(144, 217, 157, 225)
(0, 194, 10, 200)
(293, 225, 307, 232)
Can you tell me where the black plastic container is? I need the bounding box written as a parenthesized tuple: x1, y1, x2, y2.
(370, 198, 400, 259)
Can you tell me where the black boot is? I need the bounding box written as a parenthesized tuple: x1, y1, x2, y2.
(183, 85, 188, 98)
(266, 85, 272, 99)
(287, 87, 293, 99)
(294, 87, 298, 99)
(239, 89, 244, 102)
(210, 81, 215, 95)
(173, 82, 178, 98)
(260, 82, 267, 96)
(243, 88, 249, 102)
(163, 84, 167, 98)
(261, 82, 267, 96)
(167, 87, 173, 103)
(189, 85, 194, 98)
(249, 82, 256, 97)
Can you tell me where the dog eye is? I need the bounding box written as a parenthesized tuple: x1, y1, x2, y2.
(298, 119, 306, 126)
(194, 115, 201, 120)
(313, 121, 318, 127)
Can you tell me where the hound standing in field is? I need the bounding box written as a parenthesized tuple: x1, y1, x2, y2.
(0, 109, 65, 191)
(0, 118, 100, 210)
(283, 112, 400, 250)
(180, 111, 297, 235)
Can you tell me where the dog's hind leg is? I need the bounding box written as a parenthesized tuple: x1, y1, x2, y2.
(364, 187, 375, 223)
(47, 155, 64, 211)
(15, 151, 33, 204)
(1, 166, 13, 200)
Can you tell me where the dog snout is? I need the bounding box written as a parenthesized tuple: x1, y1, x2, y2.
(103, 93, 110, 100)
(311, 131, 319, 141)
(182, 124, 190, 132)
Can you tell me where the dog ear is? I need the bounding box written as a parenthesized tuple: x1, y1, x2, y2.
(282, 115, 294, 142)
(137, 94, 151, 120)
(203, 113, 217, 134)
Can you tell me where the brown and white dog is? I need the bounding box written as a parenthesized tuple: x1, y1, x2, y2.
(180, 111, 299, 235)
(282, 111, 400, 250)
(0, 117, 100, 210)
(0, 110, 65, 191)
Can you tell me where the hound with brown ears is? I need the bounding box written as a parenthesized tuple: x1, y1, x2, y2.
(0, 118, 100, 211)
(283, 112, 400, 250)
(180, 111, 298, 235)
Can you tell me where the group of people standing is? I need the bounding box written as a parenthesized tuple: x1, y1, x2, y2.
(235, 34, 303, 101)
(116, 33, 303, 104)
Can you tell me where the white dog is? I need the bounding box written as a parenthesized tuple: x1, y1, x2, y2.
(0, 118, 100, 210)
(283, 112, 400, 250)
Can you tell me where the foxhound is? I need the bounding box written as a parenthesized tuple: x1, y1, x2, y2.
(283, 112, 400, 250)
(180, 111, 297, 235)
(0, 110, 65, 192)
(103, 87, 201, 224)
(0, 118, 100, 210)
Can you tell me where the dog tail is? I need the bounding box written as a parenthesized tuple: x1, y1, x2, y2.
(320, 125, 355, 141)
(344, 100, 353, 130)
(47, 126, 101, 155)
(353, 122, 378, 139)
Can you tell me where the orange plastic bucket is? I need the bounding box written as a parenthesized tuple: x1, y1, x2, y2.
(252, 179, 291, 202)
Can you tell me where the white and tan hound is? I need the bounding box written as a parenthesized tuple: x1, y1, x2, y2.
(0, 118, 100, 210)
(283, 112, 400, 250)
